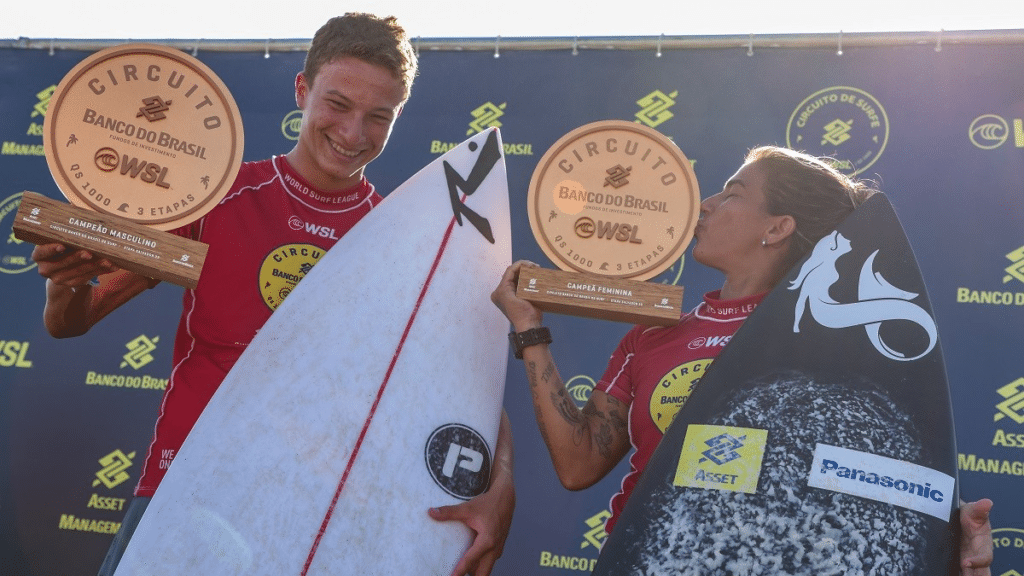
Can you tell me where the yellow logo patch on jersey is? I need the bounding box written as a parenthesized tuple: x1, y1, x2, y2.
(649, 359, 712, 434)
(258, 243, 325, 310)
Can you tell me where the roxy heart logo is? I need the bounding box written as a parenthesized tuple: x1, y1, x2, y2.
(789, 231, 936, 361)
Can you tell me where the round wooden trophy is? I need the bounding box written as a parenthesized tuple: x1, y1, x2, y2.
(13, 43, 245, 288)
(518, 120, 700, 325)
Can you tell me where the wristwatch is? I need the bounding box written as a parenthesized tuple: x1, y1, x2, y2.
(508, 327, 552, 359)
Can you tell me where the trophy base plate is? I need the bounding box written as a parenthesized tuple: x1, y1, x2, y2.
(516, 267, 683, 326)
(13, 191, 207, 289)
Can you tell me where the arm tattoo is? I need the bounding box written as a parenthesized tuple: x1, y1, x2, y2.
(540, 361, 555, 384)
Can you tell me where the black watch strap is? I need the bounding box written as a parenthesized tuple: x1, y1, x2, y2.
(509, 327, 552, 359)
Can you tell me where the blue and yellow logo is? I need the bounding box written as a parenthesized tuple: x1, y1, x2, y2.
(995, 378, 1024, 425)
(467, 102, 506, 135)
(673, 424, 767, 494)
(92, 449, 136, 489)
(430, 102, 533, 156)
(1005, 246, 1024, 285)
(635, 89, 678, 128)
(1, 85, 54, 156)
(120, 335, 160, 370)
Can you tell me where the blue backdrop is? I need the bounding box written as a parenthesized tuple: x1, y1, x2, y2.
(2, 34, 1022, 575)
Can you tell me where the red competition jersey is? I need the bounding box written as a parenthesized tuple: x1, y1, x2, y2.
(136, 156, 382, 496)
(595, 290, 765, 533)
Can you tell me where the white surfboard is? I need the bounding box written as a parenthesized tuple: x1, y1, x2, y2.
(114, 128, 511, 575)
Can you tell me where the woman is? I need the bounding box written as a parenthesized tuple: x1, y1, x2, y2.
(492, 145, 993, 573)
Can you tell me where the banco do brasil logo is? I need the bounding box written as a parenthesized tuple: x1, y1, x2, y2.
(787, 86, 889, 175)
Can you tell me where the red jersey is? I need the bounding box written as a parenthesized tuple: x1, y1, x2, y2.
(595, 290, 765, 533)
(136, 155, 382, 496)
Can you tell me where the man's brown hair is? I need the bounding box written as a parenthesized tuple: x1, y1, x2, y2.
(304, 13, 418, 98)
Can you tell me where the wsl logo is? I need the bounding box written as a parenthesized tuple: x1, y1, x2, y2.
(425, 423, 491, 500)
(565, 375, 596, 408)
(969, 114, 1024, 150)
(287, 215, 341, 240)
(1, 192, 36, 274)
(93, 147, 173, 189)
(281, 110, 302, 141)
(790, 231, 937, 361)
(574, 217, 643, 244)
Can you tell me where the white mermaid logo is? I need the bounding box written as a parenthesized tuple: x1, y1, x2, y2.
(789, 231, 936, 361)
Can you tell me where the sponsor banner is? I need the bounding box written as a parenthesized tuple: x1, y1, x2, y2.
(2, 38, 1023, 575)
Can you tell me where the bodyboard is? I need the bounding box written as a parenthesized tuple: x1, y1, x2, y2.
(114, 128, 511, 575)
(593, 193, 960, 575)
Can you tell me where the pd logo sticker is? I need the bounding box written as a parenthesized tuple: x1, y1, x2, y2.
(425, 423, 492, 500)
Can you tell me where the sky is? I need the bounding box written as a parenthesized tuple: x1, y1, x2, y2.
(4, 0, 1024, 40)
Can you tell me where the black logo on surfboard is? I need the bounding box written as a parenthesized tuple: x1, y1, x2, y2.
(425, 423, 492, 500)
(444, 129, 502, 244)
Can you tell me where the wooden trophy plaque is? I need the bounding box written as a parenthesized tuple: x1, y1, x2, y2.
(518, 120, 700, 326)
(12, 43, 245, 289)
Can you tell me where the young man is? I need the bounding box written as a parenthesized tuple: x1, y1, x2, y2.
(32, 14, 514, 576)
